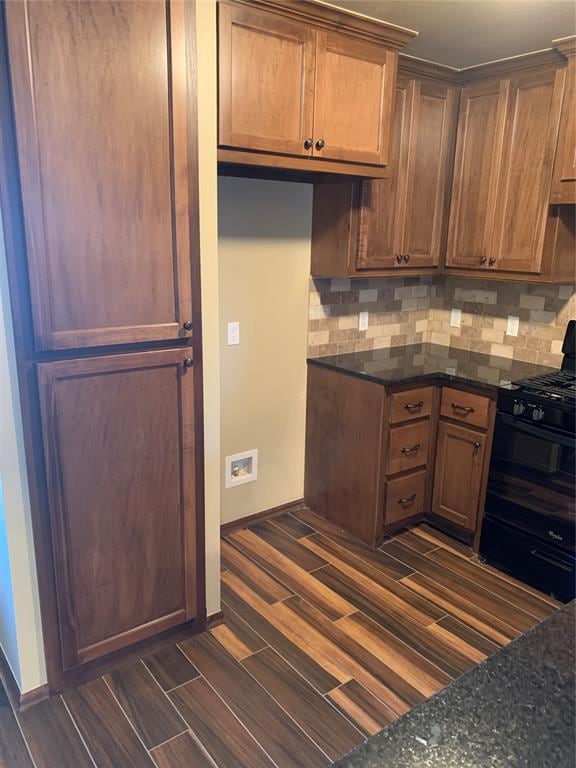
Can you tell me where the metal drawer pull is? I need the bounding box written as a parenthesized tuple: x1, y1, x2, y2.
(530, 549, 573, 572)
(400, 443, 421, 455)
(404, 401, 424, 411)
(398, 494, 417, 505)
(451, 403, 475, 413)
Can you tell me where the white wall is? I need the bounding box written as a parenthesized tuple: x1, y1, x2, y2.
(218, 178, 312, 523)
(0, 209, 46, 692)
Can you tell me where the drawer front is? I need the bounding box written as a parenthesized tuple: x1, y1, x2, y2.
(440, 387, 489, 429)
(389, 387, 434, 424)
(384, 471, 427, 526)
(386, 420, 431, 475)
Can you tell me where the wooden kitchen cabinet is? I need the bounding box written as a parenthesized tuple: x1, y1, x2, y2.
(311, 68, 457, 277)
(218, 0, 414, 177)
(37, 349, 198, 670)
(432, 422, 486, 532)
(550, 36, 576, 204)
(5, 0, 195, 351)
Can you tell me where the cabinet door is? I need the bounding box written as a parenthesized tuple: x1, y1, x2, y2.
(551, 44, 576, 202)
(313, 31, 397, 166)
(400, 81, 457, 268)
(6, 1, 195, 350)
(356, 77, 413, 269)
(445, 79, 508, 270)
(432, 421, 486, 531)
(218, 2, 315, 156)
(38, 349, 197, 669)
(490, 68, 566, 273)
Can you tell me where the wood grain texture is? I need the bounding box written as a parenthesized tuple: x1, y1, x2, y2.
(429, 617, 498, 664)
(151, 731, 216, 768)
(242, 647, 364, 760)
(228, 528, 354, 620)
(271, 512, 316, 539)
(64, 678, 155, 768)
(210, 606, 268, 660)
(328, 680, 397, 737)
(407, 523, 474, 558)
(179, 633, 329, 768)
(18, 697, 90, 768)
(169, 677, 275, 768)
(142, 644, 200, 692)
(0, 687, 34, 768)
(104, 662, 186, 749)
(221, 539, 293, 603)
(247, 520, 327, 571)
(394, 529, 439, 554)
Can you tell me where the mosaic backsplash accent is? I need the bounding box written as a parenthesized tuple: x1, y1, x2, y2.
(308, 276, 575, 367)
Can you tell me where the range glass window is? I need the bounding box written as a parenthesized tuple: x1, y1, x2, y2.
(488, 414, 576, 525)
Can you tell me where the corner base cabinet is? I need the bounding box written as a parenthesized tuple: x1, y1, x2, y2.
(38, 350, 198, 670)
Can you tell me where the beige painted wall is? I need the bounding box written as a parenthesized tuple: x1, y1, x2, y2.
(0, 208, 46, 692)
(218, 177, 312, 524)
(196, 0, 221, 616)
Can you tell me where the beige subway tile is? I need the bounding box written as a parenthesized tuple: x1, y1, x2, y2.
(331, 278, 351, 291)
(415, 319, 428, 333)
(558, 284, 575, 300)
(550, 339, 563, 355)
(519, 294, 546, 310)
(308, 330, 330, 346)
(338, 314, 359, 330)
(359, 288, 378, 302)
(490, 343, 513, 359)
(481, 328, 505, 343)
(401, 298, 419, 311)
(372, 337, 392, 349)
(529, 309, 555, 324)
(430, 332, 451, 346)
(308, 304, 330, 320)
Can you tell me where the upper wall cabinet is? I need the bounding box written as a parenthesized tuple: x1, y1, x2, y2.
(446, 64, 574, 282)
(550, 36, 576, 204)
(5, 0, 195, 350)
(310, 68, 458, 277)
(217, 0, 415, 178)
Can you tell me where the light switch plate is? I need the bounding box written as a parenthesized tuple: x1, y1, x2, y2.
(450, 308, 462, 328)
(227, 321, 240, 345)
(506, 315, 519, 337)
(358, 311, 369, 331)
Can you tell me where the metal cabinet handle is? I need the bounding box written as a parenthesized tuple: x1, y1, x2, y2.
(400, 443, 421, 455)
(489, 257, 496, 266)
(451, 403, 475, 413)
(404, 401, 424, 411)
(304, 138, 313, 149)
(315, 139, 325, 150)
(398, 494, 417, 505)
(403, 254, 410, 263)
(473, 441, 481, 453)
(183, 357, 193, 368)
(479, 256, 487, 264)
(182, 320, 193, 331)
(395, 254, 403, 264)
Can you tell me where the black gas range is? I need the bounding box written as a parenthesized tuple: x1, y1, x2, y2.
(480, 321, 576, 602)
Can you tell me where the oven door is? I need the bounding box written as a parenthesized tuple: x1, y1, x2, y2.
(485, 412, 576, 551)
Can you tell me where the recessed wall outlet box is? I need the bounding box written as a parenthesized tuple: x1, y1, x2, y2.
(506, 315, 520, 337)
(225, 449, 258, 489)
(227, 321, 240, 346)
(450, 308, 462, 328)
(358, 311, 369, 331)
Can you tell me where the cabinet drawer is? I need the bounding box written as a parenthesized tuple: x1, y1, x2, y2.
(440, 387, 489, 429)
(384, 471, 426, 526)
(389, 387, 434, 424)
(386, 420, 431, 475)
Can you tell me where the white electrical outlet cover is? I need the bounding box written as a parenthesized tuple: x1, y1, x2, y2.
(358, 311, 369, 331)
(225, 449, 258, 489)
(450, 308, 462, 328)
(227, 321, 240, 346)
(506, 315, 519, 337)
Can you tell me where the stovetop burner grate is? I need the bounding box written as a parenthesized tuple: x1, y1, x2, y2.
(515, 370, 576, 400)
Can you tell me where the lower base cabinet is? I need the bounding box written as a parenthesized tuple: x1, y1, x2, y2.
(432, 421, 487, 531)
(38, 349, 198, 670)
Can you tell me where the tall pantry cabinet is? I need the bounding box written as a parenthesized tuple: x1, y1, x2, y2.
(0, 0, 204, 692)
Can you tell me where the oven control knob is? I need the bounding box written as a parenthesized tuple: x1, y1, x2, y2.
(513, 401, 526, 415)
(532, 406, 545, 421)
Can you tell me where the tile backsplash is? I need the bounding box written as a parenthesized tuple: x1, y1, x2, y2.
(308, 276, 575, 367)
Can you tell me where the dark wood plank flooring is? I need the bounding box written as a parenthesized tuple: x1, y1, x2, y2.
(1, 513, 561, 767)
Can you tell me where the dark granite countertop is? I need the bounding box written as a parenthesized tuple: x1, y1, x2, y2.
(334, 600, 576, 768)
(308, 344, 557, 393)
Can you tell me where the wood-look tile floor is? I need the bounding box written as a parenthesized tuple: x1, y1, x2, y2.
(2, 511, 561, 768)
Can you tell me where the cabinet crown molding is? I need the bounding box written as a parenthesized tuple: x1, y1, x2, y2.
(553, 35, 576, 58)
(218, 0, 417, 48)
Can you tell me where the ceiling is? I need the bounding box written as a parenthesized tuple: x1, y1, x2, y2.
(325, 0, 576, 69)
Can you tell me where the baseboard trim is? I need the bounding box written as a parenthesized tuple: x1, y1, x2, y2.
(206, 611, 224, 630)
(221, 498, 305, 537)
(0, 645, 49, 713)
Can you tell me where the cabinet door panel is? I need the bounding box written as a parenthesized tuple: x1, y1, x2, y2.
(218, 2, 315, 156)
(445, 79, 508, 270)
(401, 81, 457, 267)
(551, 49, 576, 202)
(432, 421, 486, 531)
(491, 68, 565, 273)
(6, 0, 193, 350)
(356, 77, 412, 269)
(38, 350, 197, 669)
(313, 31, 396, 165)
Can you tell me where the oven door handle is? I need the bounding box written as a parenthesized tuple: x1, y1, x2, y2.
(498, 414, 576, 449)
